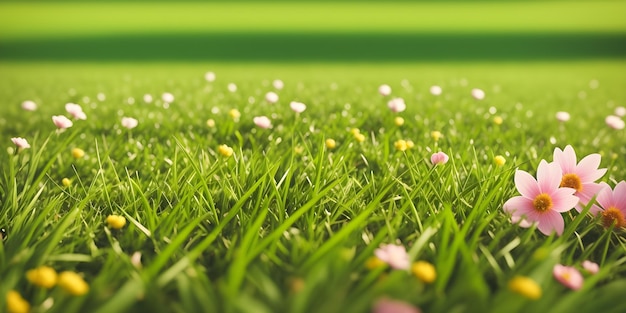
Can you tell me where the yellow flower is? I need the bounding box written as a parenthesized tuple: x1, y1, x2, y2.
(71, 148, 85, 159)
(508, 275, 541, 300)
(350, 128, 361, 135)
(394, 139, 408, 152)
(294, 145, 304, 155)
(325, 139, 337, 149)
(354, 133, 365, 143)
(106, 215, 126, 229)
(58, 271, 89, 296)
(365, 256, 386, 270)
(493, 116, 503, 125)
(206, 119, 216, 128)
(406, 140, 415, 149)
(228, 109, 241, 120)
(394, 116, 405, 126)
(6, 290, 30, 313)
(62, 178, 71, 187)
(26, 266, 58, 289)
(494, 155, 506, 166)
(412, 261, 436, 284)
(217, 144, 234, 157)
(431, 131, 443, 141)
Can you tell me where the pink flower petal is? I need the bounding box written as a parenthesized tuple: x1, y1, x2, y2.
(503, 196, 531, 214)
(514, 170, 539, 199)
(553, 146, 576, 174)
(575, 153, 606, 182)
(613, 181, 626, 212)
(537, 160, 562, 193)
(550, 187, 578, 213)
(553, 264, 583, 290)
(537, 210, 564, 236)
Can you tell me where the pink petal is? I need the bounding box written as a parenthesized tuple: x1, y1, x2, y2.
(537, 160, 562, 193)
(550, 188, 578, 212)
(503, 196, 531, 214)
(537, 210, 564, 236)
(553, 146, 576, 174)
(514, 170, 539, 199)
(575, 182, 607, 213)
(575, 153, 606, 182)
(613, 181, 626, 212)
(596, 182, 614, 210)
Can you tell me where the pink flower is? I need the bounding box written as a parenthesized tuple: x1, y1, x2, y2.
(372, 298, 421, 313)
(553, 264, 583, 290)
(273, 79, 284, 90)
(387, 98, 406, 113)
(162, 92, 174, 103)
(556, 111, 570, 122)
(290, 101, 306, 113)
(605, 115, 625, 130)
(552, 145, 607, 214)
(430, 85, 442, 96)
(11, 137, 30, 149)
(121, 117, 138, 129)
(21, 100, 37, 111)
(253, 116, 272, 129)
(265, 91, 279, 104)
(582, 260, 599, 274)
(65, 103, 86, 120)
(596, 181, 626, 229)
(471, 88, 485, 100)
(378, 84, 392, 96)
(374, 244, 410, 270)
(430, 152, 449, 165)
(52, 115, 73, 129)
(503, 160, 579, 236)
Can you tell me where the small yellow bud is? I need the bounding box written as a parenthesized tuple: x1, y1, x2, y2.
(493, 116, 503, 125)
(6, 291, 30, 313)
(350, 128, 361, 135)
(71, 148, 85, 159)
(365, 256, 386, 270)
(294, 145, 304, 155)
(26, 266, 58, 288)
(217, 144, 234, 157)
(58, 271, 89, 296)
(494, 155, 506, 166)
(406, 140, 415, 149)
(106, 215, 126, 229)
(325, 139, 336, 149)
(508, 275, 541, 300)
(228, 109, 241, 120)
(431, 131, 443, 141)
(412, 261, 436, 284)
(394, 116, 405, 126)
(206, 119, 216, 128)
(62, 178, 71, 187)
(394, 140, 408, 152)
(354, 133, 365, 143)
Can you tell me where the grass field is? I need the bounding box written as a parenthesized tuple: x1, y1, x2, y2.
(1, 1, 626, 313)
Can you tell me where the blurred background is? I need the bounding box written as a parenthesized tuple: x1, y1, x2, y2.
(0, 0, 624, 62)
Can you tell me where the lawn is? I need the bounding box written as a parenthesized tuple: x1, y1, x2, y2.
(1, 1, 626, 313)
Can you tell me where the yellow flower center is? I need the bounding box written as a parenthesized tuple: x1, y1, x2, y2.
(533, 193, 552, 212)
(601, 207, 626, 229)
(560, 173, 582, 192)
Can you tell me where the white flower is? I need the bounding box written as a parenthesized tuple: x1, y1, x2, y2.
(265, 91, 279, 104)
(121, 117, 138, 129)
(162, 92, 174, 103)
(430, 85, 442, 96)
(21, 100, 37, 111)
(378, 84, 392, 96)
(65, 103, 86, 120)
(52, 115, 73, 129)
(471, 88, 485, 100)
(273, 79, 284, 90)
(387, 98, 406, 113)
(11, 137, 30, 149)
(290, 101, 306, 113)
(253, 116, 272, 129)
(556, 111, 570, 122)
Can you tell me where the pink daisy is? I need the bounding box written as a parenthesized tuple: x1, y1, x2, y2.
(581, 260, 599, 274)
(253, 116, 272, 129)
(387, 98, 406, 113)
(503, 160, 579, 236)
(596, 181, 626, 229)
(374, 243, 410, 270)
(553, 264, 583, 290)
(430, 152, 449, 165)
(52, 115, 73, 129)
(552, 145, 607, 214)
(11, 137, 30, 149)
(373, 298, 421, 313)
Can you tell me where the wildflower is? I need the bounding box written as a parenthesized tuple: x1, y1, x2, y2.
(354, 133, 366, 143)
(493, 116, 503, 125)
(206, 119, 216, 128)
(265, 91, 279, 104)
(71, 148, 85, 159)
(217, 144, 234, 158)
(556, 111, 570, 122)
(508, 276, 541, 300)
(290, 101, 307, 113)
(227, 83, 237, 92)
(596, 181, 626, 229)
(57, 271, 89, 296)
(430, 85, 442, 96)
(325, 139, 337, 150)
(605, 115, 625, 129)
(228, 109, 241, 120)
(253, 116, 272, 129)
(52, 115, 73, 129)
(162, 92, 174, 103)
(411, 261, 436, 284)
(294, 145, 304, 154)
(582, 260, 599, 274)
(494, 155, 506, 166)
(615, 106, 626, 117)
(430, 131, 442, 141)
(553, 264, 583, 290)
(394, 116, 404, 126)
(65, 103, 86, 120)
(366, 256, 386, 270)
(26, 266, 58, 288)
(406, 140, 415, 149)
(11, 137, 30, 150)
(471, 88, 485, 100)
(379, 84, 392, 96)
(6, 290, 30, 313)
(374, 243, 410, 270)
(430, 152, 449, 165)
(62, 178, 71, 187)
(503, 160, 579, 236)
(394, 140, 408, 152)
(21, 100, 37, 111)
(121, 117, 138, 129)
(552, 145, 607, 213)
(387, 98, 406, 113)
(273, 79, 284, 90)
(205, 71, 216, 82)
(143, 94, 153, 103)
(350, 128, 361, 135)
(106, 215, 126, 229)
(373, 298, 421, 313)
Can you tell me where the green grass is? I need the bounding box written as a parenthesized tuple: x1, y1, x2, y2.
(1, 60, 626, 312)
